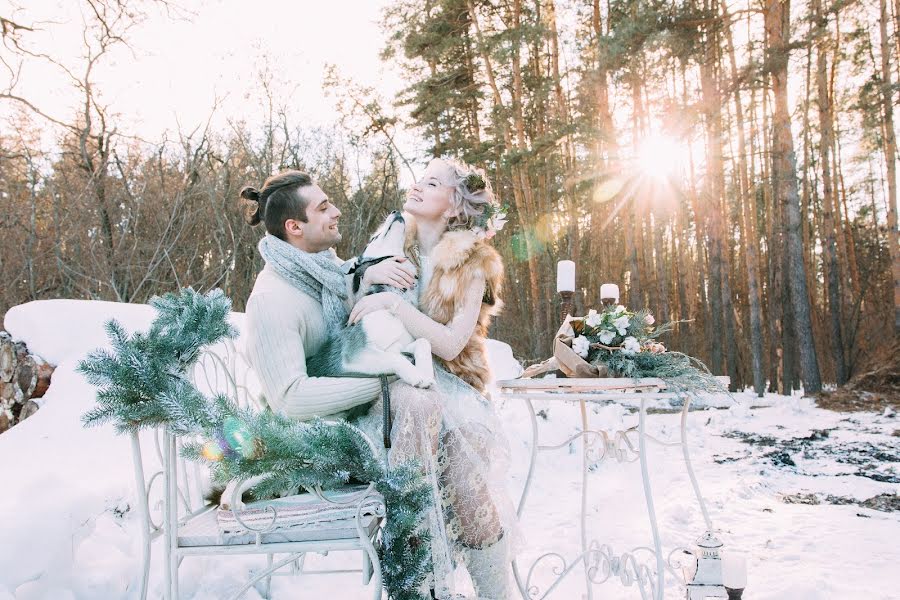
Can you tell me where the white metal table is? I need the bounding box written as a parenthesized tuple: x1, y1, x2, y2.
(495, 377, 731, 600)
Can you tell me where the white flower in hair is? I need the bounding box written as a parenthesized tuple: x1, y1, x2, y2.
(475, 202, 508, 240)
(488, 211, 507, 233)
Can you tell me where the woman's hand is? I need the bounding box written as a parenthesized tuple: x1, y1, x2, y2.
(348, 292, 402, 325)
(362, 257, 416, 290)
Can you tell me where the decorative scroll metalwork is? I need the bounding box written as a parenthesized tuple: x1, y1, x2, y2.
(522, 544, 659, 600)
(499, 377, 729, 600)
(130, 341, 387, 600)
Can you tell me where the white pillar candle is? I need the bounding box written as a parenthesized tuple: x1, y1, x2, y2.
(557, 260, 575, 293)
(722, 553, 747, 589)
(600, 283, 620, 302)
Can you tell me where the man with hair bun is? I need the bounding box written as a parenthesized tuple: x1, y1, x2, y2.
(239, 169, 416, 420)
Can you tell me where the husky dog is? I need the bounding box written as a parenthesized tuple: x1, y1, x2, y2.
(305, 211, 435, 388)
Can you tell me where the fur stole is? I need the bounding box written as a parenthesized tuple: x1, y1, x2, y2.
(407, 222, 504, 393)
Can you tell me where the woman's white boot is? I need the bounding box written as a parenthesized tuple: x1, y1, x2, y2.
(461, 535, 513, 600)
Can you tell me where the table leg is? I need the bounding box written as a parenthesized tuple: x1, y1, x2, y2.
(680, 397, 713, 531)
(512, 398, 541, 599)
(579, 399, 594, 600)
(638, 397, 665, 599)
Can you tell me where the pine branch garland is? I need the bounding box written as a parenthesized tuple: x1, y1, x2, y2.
(79, 287, 433, 599)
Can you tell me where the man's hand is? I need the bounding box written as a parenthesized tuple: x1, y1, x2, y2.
(362, 256, 416, 290)
(348, 292, 401, 325)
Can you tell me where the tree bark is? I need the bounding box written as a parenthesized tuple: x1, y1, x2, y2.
(723, 0, 765, 395)
(699, 41, 726, 375)
(813, 0, 847, 383)
(626, 74, 645, 309)
(879, 0, 900, 334)
(587, 0, 619, 304)
(545, 0, 581, 306)
(765, 0, 822, 392)
(653, 214, 670, 321)
(467, 0, 546, 355)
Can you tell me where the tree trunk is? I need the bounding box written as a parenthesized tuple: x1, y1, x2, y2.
(626, 74, 645, 308)
(782, 249, 798, 392)
(762, 76, 785, 393)
(588, 0, 619, 304)
(461, 32, 482, 145)
(466, 0, 545, 355)
(814, 0, 848, 383)
(545, 0, 581, 303)
(592, 0, 617, 152)
(723, 0, 765, 395)
(654, 215, 670, 321)
(766, 0, 822, 392)
(698, 243, 711, 360)
(879, 0, 900, 333)
(700, 46, 726, 375)
(625, 202, 642, 307)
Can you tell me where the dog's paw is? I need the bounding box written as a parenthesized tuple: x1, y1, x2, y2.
(401, 373, 436, 389)
(415, 375, 436, 389)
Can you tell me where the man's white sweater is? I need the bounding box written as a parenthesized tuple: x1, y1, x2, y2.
(243, 264, 381, 420)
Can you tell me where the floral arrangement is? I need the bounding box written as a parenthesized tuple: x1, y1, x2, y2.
(570, 304, 666, 360)
(564, 304, 723, 393)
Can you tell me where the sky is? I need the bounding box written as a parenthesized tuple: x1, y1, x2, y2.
(1, 0, 417, 163)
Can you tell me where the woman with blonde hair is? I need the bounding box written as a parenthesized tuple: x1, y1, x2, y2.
(349, 157, 521, 599)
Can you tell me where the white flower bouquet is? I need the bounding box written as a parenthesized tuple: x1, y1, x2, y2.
(567, 304, 669, 360)
(537, 304, 722, 392)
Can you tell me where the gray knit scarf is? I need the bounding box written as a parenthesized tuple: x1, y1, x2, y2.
(257, 234, 349, 329)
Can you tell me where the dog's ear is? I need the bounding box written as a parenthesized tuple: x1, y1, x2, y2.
(342, 257, 359, 275)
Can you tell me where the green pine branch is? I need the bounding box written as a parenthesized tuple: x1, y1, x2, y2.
(80, 286, 433, 599)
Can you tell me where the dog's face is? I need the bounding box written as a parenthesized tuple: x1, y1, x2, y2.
(343, 211, 416, 299)
(361, 211, 406, 259)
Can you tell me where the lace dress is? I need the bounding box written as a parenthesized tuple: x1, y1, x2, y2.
(350, 254, 524, 598)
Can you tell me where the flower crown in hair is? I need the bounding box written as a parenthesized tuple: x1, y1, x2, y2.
(461, 170, 506, 239)
(473, 201, 509, 240)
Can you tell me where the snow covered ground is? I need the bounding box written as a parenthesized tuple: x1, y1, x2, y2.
(1, 299, 898, 599)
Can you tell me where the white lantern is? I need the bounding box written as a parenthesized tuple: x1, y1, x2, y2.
(685, 532, 727, 600)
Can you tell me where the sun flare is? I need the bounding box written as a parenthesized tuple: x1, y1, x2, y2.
(635, 134, 682, 180)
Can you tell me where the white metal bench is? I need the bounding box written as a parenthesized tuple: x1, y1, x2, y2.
(129, 339, 387, 600)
